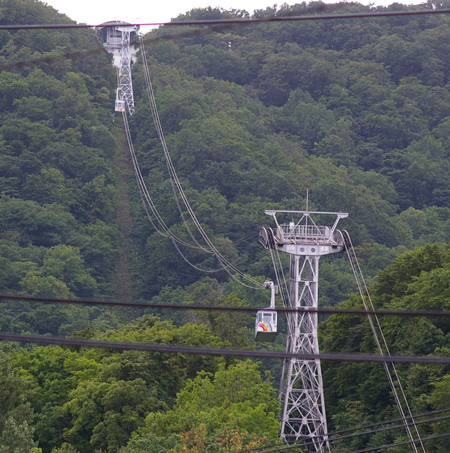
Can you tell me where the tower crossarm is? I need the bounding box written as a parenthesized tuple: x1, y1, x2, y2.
(263, 209, 348, 253)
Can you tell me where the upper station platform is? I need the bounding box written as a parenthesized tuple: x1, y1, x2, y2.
(98, 21, 139, 68)
(260, 209, 348, 256)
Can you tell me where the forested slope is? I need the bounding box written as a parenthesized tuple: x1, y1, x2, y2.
(0, 0, 124, 335)
(127, 1, 450, 306)
(4, 0, 450, 451)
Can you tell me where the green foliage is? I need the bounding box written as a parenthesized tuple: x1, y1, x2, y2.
(193, 293, 252, 348)
(121, 360, 279, 452)
(0, 0, 120, 337)
(62, 379, 164, 453)
(11, 316, 228, 452)
(321, 244, 450, 451)
(0, 345, 37, 453)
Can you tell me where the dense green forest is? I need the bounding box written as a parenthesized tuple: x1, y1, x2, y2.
(3, 0, 450, 451)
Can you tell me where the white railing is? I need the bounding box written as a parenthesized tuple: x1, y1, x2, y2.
(278, 225, 332, 240)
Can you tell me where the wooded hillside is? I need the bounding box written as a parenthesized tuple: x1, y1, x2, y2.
(3, 0, 450, 451)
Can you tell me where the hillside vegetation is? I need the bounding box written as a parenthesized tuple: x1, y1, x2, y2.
(3, 0, 450, 451)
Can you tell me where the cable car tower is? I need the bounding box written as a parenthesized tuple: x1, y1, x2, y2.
(99, 21, 139, 115)
(260, 207, 347, 452)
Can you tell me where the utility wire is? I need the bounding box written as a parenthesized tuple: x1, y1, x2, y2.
(2, 292, 450, 318)
(331, 408, 450, 438)
(343, 432, 450, 453)
(268, 413, 450, 453)
(2, 5, 450, 72)
(3, 332, 450, 365)
(235, 412, 450, 453)
(0, 4, 338, 72)
(249, 431, 450, 453)
(235, 408, 450, 453)
(0, 3, 336, 72)
(3, 7, 450, 30)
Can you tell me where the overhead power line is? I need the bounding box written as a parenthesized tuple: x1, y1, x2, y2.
(243, 409, 450, 453)
(237, 408, 450, 453)
(2, 292, 450, 318)
(2, 5, 449, 72)
(252, 431, 450, 453)
(2, 8, 450, 30)
(3, 332, 450, 365)
(327, 432, 450, 453)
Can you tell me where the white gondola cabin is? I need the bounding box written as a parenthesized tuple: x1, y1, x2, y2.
(255, 280, 277, 342)
(255, 310, 277, 342)
(115, 98, 126, 112)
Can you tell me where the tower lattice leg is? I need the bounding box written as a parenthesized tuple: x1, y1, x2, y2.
(280, 255, 329, 452)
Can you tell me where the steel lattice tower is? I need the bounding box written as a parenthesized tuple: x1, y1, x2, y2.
(116, 25, 138, 115)
(260, 209, 347, 452)
(99, 21, 138, 115)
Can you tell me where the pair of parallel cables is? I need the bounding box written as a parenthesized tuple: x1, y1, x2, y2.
(121, 33, 264, 290)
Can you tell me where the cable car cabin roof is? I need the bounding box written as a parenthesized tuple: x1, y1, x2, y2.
(255, 309, 277, 343)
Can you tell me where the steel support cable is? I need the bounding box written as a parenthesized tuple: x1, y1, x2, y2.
(138, 34, 211, 254)
(133, 59, 255, 251)
(267, 246, 289, 398)
(341, 230, 418, 453)
(138, 36, 263, 289)
(343, 238, 417, 453)
(125, 111, 175, 236)
(140, 42, 259, 282)
(267, 246, 292, 352)
(123, 108, 214, 250)
(274, 247, 294, 339)
(139, 35, 250, 271)
(170, 236, 261, 274)
(127, 115, 215, 253)
(340, 230, 413, 448)
(134, 165, 169, 235)
(123, 111, 172, 235)
(128, 120, 170, 237)
(126, 109, 232, 273)
(340, 231, 424, 453)
(272, 247, 295, 353)
(343, 229, 425, 452)
(268, 247, 287, 306)
(139, 41, 225, 254)
(128, 110, 259, 252)
(268, 246, 294, 339)
(275, 247, 291, 307)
